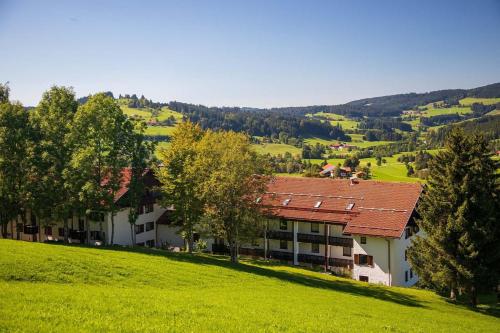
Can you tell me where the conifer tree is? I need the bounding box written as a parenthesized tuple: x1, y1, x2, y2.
(408, 128, 499, 306)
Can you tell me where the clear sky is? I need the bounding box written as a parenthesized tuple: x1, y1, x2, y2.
(1, 0, 499, 107)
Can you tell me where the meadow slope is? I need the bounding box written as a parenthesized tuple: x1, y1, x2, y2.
(0, 240, 498, 332)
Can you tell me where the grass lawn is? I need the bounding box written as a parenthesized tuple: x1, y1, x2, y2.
(0, 240, 498, 332)
(144, 125, 176, 136)
(423, 106, 471, 117)
(252, 143, 302, 156)
(347, 134, 394, 148)
(459, 97, 500, 106)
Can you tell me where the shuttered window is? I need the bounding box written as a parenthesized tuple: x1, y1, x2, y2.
(354, 254, 373, 267)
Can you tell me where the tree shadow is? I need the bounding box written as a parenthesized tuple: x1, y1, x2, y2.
(57, 243, 427, 309)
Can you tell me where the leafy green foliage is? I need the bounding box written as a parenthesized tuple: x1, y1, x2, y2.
(408, 129, 500, 305)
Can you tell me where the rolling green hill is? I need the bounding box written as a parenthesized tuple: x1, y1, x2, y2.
(0, 240, 498, 332)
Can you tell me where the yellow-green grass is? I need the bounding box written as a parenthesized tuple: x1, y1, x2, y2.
(144, 126, 177, 136)
(0, 240, 498, 332)
(154, 141, 171, 157)
(156, 106, 184, 122)
(459, 97, 500, 106)
(307, 112, 359, 130)
(486, 109, 500, 116)
(423, 106, 472, 117)
(120, 105, 154, 119)
(252, 143, 302, 156)
(348, 134, 394, 148)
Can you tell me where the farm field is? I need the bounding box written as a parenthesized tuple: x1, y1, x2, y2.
(252, 143, 302, 156)
(459, 97, 500, 106)
(0, 240, 498, 333)
(423, 106, 472, 117)
(307, 112, 359, 130)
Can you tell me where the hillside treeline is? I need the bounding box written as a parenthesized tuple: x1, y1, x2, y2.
(427, 115, 500, 146)
(168, 101, 350, 140)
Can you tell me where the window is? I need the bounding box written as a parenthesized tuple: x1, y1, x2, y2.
(78, 219, 85, 231)
(144, 203, 154, 214)
(282, 198, 291, 206)
(405, 227, 412, 239)
(279, 220, 288, 230)
(280, 240, 288, 250)
(45, 226, 52, 236)
(410, 269, 413, 279)
(314, 201, 322, 208)
(404, 250, 407, 261)
(405, 270, 408, 282)
(355, 254, 373, 266)
(343, 246, 351, 257)
(135, 224, 145, 235)
(346, 203, 355, 210)
(360, 236, 366, 244)
(58, 228, 65, 237)
(310, 223, 319, 233)
(146, 239, 155, 247)
(90, 231, 103, 241)
(311, 243, 320, 253)
(359, 275, 369, 282)
(145, 222, 154, 232)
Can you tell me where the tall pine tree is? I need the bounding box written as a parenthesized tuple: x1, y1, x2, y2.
(408, 128, 499, 306)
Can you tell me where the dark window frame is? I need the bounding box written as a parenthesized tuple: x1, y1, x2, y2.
(343, 246, 351, 257)
(145, 221, 154, 232)
(360, 236, 366, 244)
(310, 223, 319, 233)
(279, 239, 288, 250)
(279, 220, 287, 231)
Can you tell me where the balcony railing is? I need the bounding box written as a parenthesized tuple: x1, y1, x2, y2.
(70, 230, 86, 241)
(329, 257, 353, 268)
(298, 253, 325, 265)
(266, 230, 293, 241)
(239, 248, 265, 257)
(212, 243, 229, 254)
(268, 250, 293, 261)
(329, 236, 353, 248)
(297, 233, 324, 244)
(23, 225, 39, 235)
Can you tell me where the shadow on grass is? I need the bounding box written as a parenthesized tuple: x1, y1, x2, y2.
(52, 243, 428, 309)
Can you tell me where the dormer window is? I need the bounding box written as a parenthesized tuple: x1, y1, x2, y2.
(314, 201, 322, 208)
(283, 198, 291, 206)
(346, 203, 354, 210)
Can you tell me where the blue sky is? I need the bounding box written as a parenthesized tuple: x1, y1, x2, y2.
(1, 0, 499, 107)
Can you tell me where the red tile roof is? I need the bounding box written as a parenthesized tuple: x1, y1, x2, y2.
(101, 168, 152, 203)
(261, 177, 422, 238)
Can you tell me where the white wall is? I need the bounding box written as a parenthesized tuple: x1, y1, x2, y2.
(352, 235, 392, 286)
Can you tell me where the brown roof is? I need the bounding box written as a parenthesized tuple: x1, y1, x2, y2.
(261, 177, 422, 238)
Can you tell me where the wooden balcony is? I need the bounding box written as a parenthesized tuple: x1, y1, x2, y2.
(266, 230, 293, 241)
(268, 250, 293, 261)
(329, 257, 353, 268)
(23, 225, 39, 235)
(297, 233, 324, 244)
(239, 248, 265, 257)
(328, 236, 353, 248)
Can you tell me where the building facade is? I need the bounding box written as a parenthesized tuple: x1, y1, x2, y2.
(238, 177, 422, 287)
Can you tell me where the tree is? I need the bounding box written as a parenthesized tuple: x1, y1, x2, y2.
(31, 86, 78, 243)
(70, 93, 132, 245)
(156, 121, 205, 252)
(126, 121, 155, 245)
(408, 129, 499, 306)
(195, 130, 271, 263)
(0, 100, 34, 239)
(0, 82, 10, 104)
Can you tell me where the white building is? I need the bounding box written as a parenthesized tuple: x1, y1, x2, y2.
(238, 177, 422, 287)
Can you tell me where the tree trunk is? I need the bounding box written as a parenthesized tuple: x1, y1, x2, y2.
(450, 286, 457, 301)
(63, 218, 69, 244)
(110, 212, 115, 245)
(130, 224, 135, 246)
(229, 239, 238, 263)
(85, 216, 90, 245)
(11, 219, 14, 239)
(1, 222, 7, 238)
(470, 286, 477, 308)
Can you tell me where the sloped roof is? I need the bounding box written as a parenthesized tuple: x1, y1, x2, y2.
(261, 177, 422, 238)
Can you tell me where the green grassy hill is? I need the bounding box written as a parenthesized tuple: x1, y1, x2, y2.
(0, 240, 498, 332)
